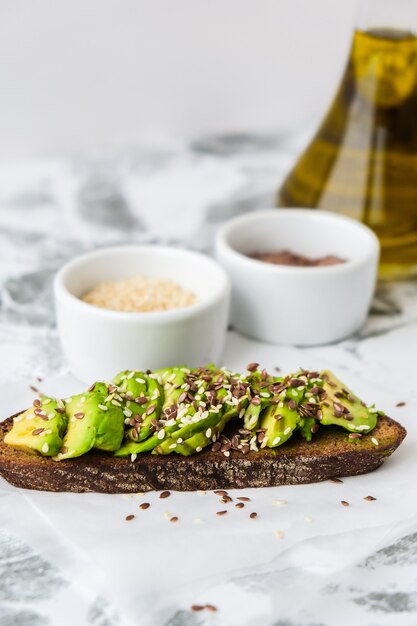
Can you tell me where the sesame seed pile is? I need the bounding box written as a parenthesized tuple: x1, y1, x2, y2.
(81, 275, 197, 313)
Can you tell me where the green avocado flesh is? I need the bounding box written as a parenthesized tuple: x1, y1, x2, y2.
(5, 367, 382, 461)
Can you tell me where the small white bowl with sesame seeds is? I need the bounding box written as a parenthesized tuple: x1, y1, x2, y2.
(215, 209, 379, 346)
(54, 245, 230, 382)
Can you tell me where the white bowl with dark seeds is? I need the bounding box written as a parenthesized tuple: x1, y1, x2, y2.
(215, 209, 379, 346)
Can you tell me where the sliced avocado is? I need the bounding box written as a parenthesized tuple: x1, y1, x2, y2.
(4, 396, 67, 457)
(153, 368, 234, 455)
(297, 415, 317, 442)
(156, 366, 189, 409)
(113, 371, 164, 443)
(319, 370, 378, 434)
(56, 382, 124, 460)
(260, 400, 299, 448)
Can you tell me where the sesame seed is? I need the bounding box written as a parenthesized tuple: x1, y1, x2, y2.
(160, 491, 171, 499)
(284, 427, 291, 435)
(139, 502, 150, 509)
(249, 512, 258, 519)
(206, 428, 212, 438)
(364, 495, 377, 501)
(235, 502, 245, 509)
(41, 443, 49, 453)
(371, 437, 379, 446)
(216, 510, 227, 516)
(341, 500, 350, 507)
(223, 450, 230, 457)
(272, 436, 281, 446)
(98, 404, 108, 411)
(125, 514, 135, 521)
(169, 516, 178, 523)
(196, 446, 203, 452)
(48, 412, 56, 420)
(157, 429, 165, 440)
(130, 453, 137, 462)
(135, 378, 146, 384)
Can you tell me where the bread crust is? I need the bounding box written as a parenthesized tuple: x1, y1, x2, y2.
(0, 414, 406, 493)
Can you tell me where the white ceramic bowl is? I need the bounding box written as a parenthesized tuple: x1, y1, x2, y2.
(215, 209, 379, 346)
(54, 245, 230, 383)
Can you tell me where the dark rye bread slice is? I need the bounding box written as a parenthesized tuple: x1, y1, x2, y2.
(0, 414, 406, 493)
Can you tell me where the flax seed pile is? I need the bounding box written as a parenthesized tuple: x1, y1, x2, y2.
(81, 275, 197, 313)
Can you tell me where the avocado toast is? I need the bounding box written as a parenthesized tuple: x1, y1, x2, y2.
(0, 365, 406, 493)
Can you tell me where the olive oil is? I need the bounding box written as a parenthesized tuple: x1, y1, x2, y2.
(278, 28, 417, 279)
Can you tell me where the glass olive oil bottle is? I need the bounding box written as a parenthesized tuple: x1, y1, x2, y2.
(278, 2, 417, 279)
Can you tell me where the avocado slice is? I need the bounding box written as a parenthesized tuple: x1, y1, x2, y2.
(56, 382, 124, 460)
(260, 401, 299, 447)
(4, 396, 67, 457)
(113, 370, 164, 442)
(318, 370, 378, 434)
(114, 367, 195, 457)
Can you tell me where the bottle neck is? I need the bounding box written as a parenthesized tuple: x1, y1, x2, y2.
(356, 0, 417, 34)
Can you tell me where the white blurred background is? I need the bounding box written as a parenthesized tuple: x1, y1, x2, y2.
(0, 0, 359, 160)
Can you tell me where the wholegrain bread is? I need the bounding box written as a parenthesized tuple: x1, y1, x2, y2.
(0, 413, 406, 493)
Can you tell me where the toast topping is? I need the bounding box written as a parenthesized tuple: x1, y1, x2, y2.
(4, 365, 384, 461)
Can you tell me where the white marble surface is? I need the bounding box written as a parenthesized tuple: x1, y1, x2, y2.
(1, 135, 417, 626)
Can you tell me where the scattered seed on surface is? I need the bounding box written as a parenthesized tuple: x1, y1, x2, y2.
(371, 437, 379, 446)
(125, 514, 135, 521)
(249, 512, 258, 519)
(29, 385, 39, 393)
(206, 604, 218, 612)
(214, 490, 228, 496)
(216, 510, 227, 516)
(169, 516, 179, 523)
(396, 401, 406, 407)
(329, 477, 343, 484)
(220, 495, 232, 503)
(341, 500, 350, 507)
(139, 502, 150, 509)
(191, 605, 205, 612)
(246, 362, 259, 372)
(235, 502, 245, 509)
(364, 495, 377, 501)
(237, 496, 250, 502)
(274, 530, 284, 539)
(160, 491, 171, 499)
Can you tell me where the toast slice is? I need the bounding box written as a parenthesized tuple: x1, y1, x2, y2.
(0, 413, 406, 493)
